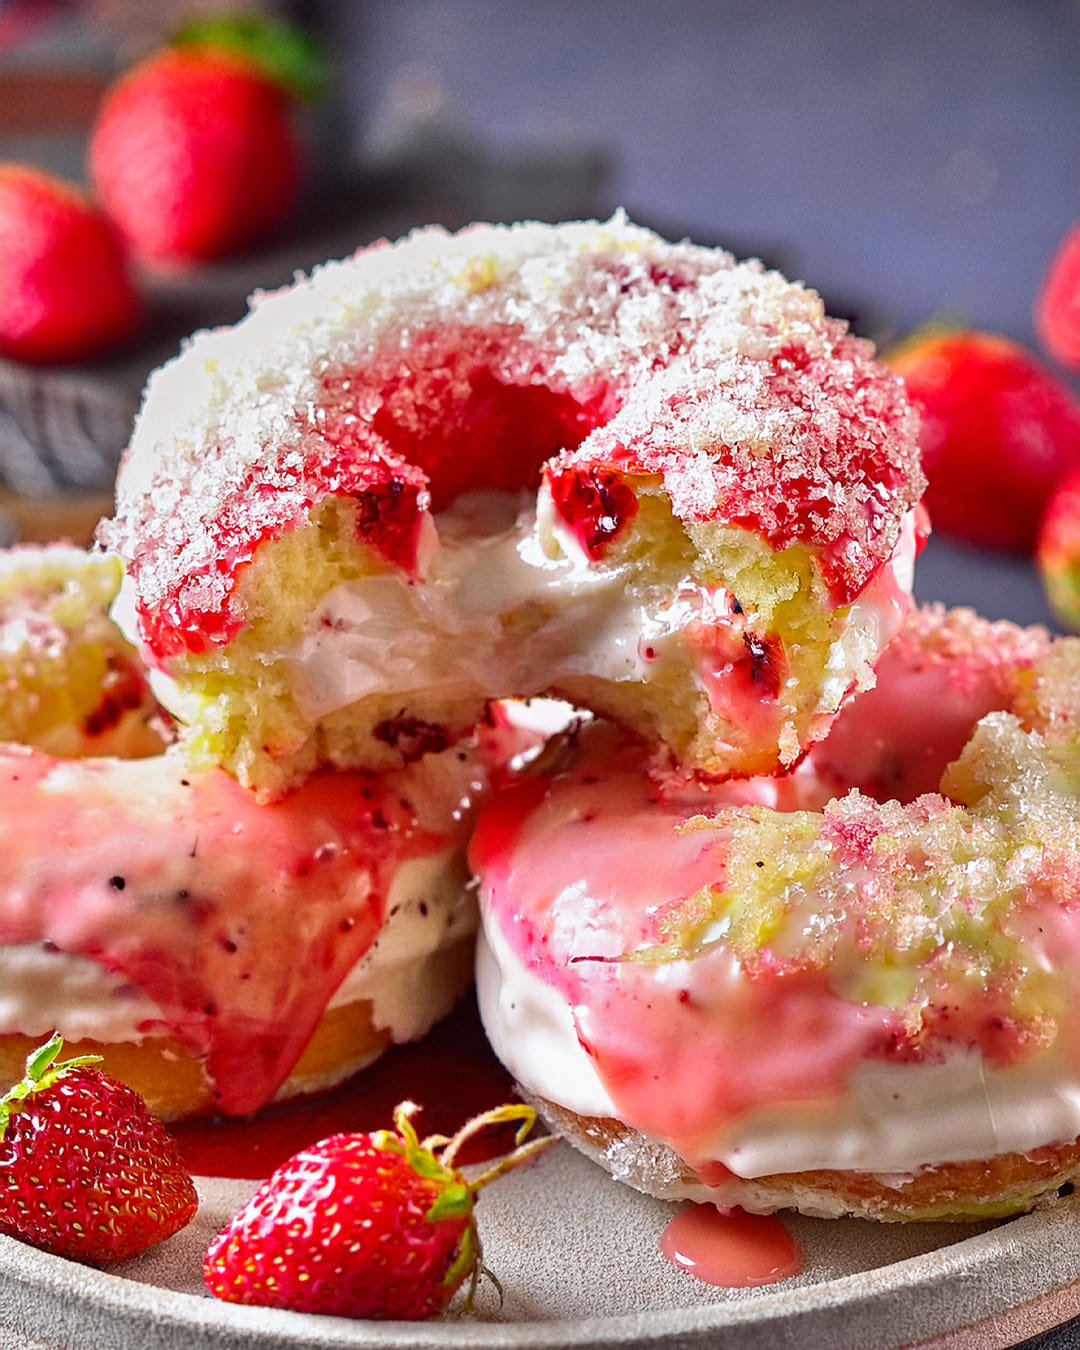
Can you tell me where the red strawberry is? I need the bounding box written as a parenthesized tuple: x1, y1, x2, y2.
(0, 1033, 198, 1262)
(0, 164, 141, 365)
(89, 38, 303, 264)
(1037, 467, 1080, 631)
(1036, 222, 1080, 372)
(204, 1100, 551, 1320)
(887, 329, 1080, 552)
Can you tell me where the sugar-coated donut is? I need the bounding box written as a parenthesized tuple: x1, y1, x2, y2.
(103, 215, 925, 799)
(0, 546, 522, 1121)
(473, 607, 1080, 1220)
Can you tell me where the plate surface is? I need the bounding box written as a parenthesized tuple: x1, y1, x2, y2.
(3, 1148, 1080, 1350)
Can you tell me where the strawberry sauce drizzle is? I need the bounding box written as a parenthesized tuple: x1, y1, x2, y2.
(169, 996, 517, 1179)
(660, 1205, 801, 1289)
(0, 750, 474, 1117)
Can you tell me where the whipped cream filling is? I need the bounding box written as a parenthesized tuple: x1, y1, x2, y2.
(0, 850, 474, 1050)
(284, 492, 649, 721)
(275, 497, 920, 729)
(476, 913, 1080, 1178)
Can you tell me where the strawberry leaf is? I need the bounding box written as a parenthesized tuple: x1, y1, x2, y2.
(173, 13, 329, 101)
(0, 1034, 102, 1141)
(25, 1030, 64, 1080)
(425, 1180, 472, 1223)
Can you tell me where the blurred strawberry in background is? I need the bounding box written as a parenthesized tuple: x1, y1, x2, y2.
(1036, 222, 1080, 374)
(89, 14, 323, 264)
(886, 329, 1080, 554)
(1037, 467, 1080, 631)
(0, 162, 141, 363)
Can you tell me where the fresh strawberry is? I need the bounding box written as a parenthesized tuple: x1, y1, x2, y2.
(0, 164, 141, 365)
(1036, 222, 1080, 372)
(1037, 467, 1080, 631)
(887, 329, 1080, 552)
(204, 1100, 551, 1320)
(88, 17, 316, 264)
(0, 1033, 198, 1263)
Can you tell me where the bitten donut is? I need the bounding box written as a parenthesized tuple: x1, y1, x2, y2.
(474, 606, 1080, 1221)
(103, 215, 925, 799)
(0, 546, 522, 1121)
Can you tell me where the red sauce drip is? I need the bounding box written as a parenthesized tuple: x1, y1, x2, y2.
(742, 630, 787, 701)
(545, 465, 640, 559)
(140, 457, 425, 660)
(660, 1205, 802, 1289)
(169, 996, 519, 1179)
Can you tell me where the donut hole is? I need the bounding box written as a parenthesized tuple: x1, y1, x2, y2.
(320, 324, 618, 515)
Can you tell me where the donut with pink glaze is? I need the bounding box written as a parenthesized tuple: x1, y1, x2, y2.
(103, 215, 924, 799)
(0, 546, 518, 1121)
(474, 606, 1080, 1220)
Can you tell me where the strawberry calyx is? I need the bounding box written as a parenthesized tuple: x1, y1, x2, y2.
(172, 13, 328, 101)
(0, 1032, 102, 1142)
(374, 1100, 553, 1305)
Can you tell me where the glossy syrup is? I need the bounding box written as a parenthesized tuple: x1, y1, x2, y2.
(660, 1204, 802, 1289)
(168, 995, 519, 1178)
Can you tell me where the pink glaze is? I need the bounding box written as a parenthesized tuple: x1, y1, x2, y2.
(473, 645, 1080, 1173)
(0, 746, 479, 1115)
(660, 1205, 801, 1288)
(804, 604, 1052, 804)
(470, 735, 905, 1165)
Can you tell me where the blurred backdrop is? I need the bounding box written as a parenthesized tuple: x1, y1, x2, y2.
(2, 0, 1080, 626)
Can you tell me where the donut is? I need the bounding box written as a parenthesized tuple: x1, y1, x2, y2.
(0, 544, 165, 758)
(0, 546, 526, 1121)
(101, 215, 925, 800)
(473, 606, 1080, 1221)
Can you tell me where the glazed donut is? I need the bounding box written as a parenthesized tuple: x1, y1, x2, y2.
(0, 547, 523, 1121)
(0, 545, 165, 758)
(102, 215, 925, 799)
(473, 606, 1080, 1221)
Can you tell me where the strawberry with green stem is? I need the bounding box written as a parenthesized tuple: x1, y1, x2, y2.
(0, 1033, 198, 1263)
(204, 1100, 553, 1321)
(89, 14, 324, 264)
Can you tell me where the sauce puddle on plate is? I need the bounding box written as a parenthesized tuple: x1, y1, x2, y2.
(168, 994, 519, 1179)
(661, 1204, 802, 1288)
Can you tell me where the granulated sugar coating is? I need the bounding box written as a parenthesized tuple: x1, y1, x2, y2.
(102, 216, 925, 796)
(107, 214, 921, 645)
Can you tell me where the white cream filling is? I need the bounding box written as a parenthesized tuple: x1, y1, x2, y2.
(0, 947, 162, 1043)
(476, 912, 1080, 1178)
(284, 493, 648, 721)
(329, 850, 477, 1041)
(0, 851, 475, 1050)
(279, 498, 920, 729)
(814, 506, 919, 718)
